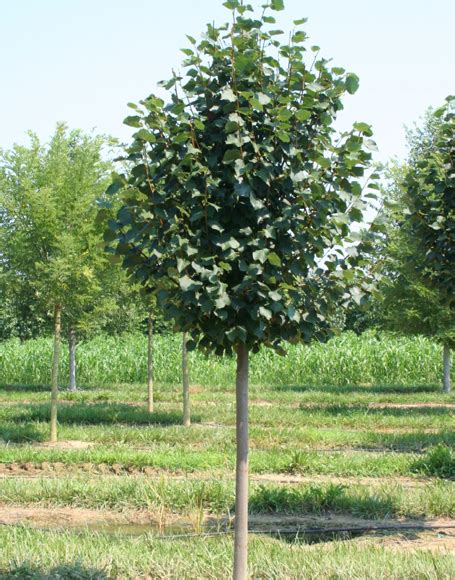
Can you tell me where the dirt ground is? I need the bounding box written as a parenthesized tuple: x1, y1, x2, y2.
(1, 504, 453, 553)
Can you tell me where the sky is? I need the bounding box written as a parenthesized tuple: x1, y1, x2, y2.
(1, 0, 454, 163)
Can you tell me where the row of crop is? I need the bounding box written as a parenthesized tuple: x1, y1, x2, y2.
(0, 331, 443, 388)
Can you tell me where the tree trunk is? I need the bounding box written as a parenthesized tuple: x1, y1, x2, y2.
(182, 332, 190, 427)
(233, 343, 249, 580)
(50, 304, 61, 443)
(147, 312, 154, 413)
(68, 328, 77, 392)
(443, 343, 451, 393)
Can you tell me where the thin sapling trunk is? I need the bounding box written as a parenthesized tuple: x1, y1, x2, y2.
(68, 328, 77, 392)
(443, 343, 452, 393)
(50, 303, 61, 443)
(233, 343, 249, 580)
(147, 312, 154, 412)
(182, 332, 190, 427)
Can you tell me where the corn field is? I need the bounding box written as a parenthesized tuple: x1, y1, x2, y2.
(0, 331, 443, 388)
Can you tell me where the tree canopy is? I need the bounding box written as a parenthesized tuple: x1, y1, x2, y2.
(380, 99, 455, 349)
(106, 0, 379, 357)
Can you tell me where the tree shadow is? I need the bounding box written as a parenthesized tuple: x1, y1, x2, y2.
(0, 423, 46, 444)
(300, 404, 454, 418)
(352, 430, 455, 453)
(1, 562, 108, 579)
(278, 384, 440, 395)
(273, 525, 424, 545)
(0, 383, 100, 393)
(0, 383, 51, 393)
(11, 403, 200, 427)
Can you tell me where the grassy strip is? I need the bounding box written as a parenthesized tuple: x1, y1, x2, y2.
(1, 527, 454, 579)
(0, 476, 454, 519)
(2, 418, 454, 453)
(0, 445, 420, 477)
(1, 401, 453, 432)
(2, 383, 454, 406)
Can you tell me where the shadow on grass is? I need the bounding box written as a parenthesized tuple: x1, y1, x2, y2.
(1, 563, 108, 579)
(278, 384, 440, 395)
(299, 403, 454, 418)
(0, 423, 46, 444)
(0, 383, 52, 393)
(353, 431, 455, 453)
(11, 403, 200, 427)
(274, 526, 423, 545)
(0, 383, 100, 393)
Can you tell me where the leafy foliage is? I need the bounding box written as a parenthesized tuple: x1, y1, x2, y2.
(107, 1, 378, 355)
(403, 98, 455, 302)
(0, 125, 139, 339)
(378, 101, 455, 348)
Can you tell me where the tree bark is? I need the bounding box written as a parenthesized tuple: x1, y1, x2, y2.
(233, 343, 249, 580)
(68, 328, 77, 392)
(147, 312, 154, 413)
(50, 304, 61, 443)
(182, 332, 190, 427)
(443, 343, 451, 393)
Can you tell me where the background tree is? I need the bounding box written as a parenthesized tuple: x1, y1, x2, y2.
(106, 1, 378, 576)
(379, 100, 455, 392)
(0, 125, 114, 439)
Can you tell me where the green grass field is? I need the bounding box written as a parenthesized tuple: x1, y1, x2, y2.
(0, 332, 454, 578)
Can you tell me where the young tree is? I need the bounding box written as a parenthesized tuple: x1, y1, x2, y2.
(106, 1, 377, 575)
(380, 100, 455, 392)
(0, 125, 114, 439)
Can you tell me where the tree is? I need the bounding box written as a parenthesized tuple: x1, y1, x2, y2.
(379, 100, 455, 392)
(0, 125, 114, 439)
(106, 1, 377, 576)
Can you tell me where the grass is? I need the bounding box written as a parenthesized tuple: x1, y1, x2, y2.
(1, 527, 455, 579)
(0, 444, 421, 476)
(0, 331, 454, 577)
(0, 476, 454, 519)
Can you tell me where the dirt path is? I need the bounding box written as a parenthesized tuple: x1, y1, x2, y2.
(1, 504, 454, 553)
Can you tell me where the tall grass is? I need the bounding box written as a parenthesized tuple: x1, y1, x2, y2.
(0, 331, 443, 388)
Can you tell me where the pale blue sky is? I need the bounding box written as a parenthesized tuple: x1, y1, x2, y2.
(1, 0, 454, 162)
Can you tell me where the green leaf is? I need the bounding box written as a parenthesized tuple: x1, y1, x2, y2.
(292, 31, 306, 43)
(277, 131, 290, 143)
(270, 0, 285, 11)
(123, 116, 142, 128)
(296, 109, 311, 122)
(345, 74, 360, 95)
(135, 129, 156, 143)
(234, 182, 252, 197)
(253, 248, 269, 263)
(267, 252, 282, 267)
(259, 306, 272, 320)
(179, 275, 201, 292)
(223, 0, 240, 8)
(223, 149, 242, 164)
(293, 18, 308, 25)
(365, 139, 379, 152)
(257, 92, 271, 105)
(215, 292, 231, 309)
(353, 122, 373, 136)
(250, 193, 265, 210)
(221, 87, 236, 102)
